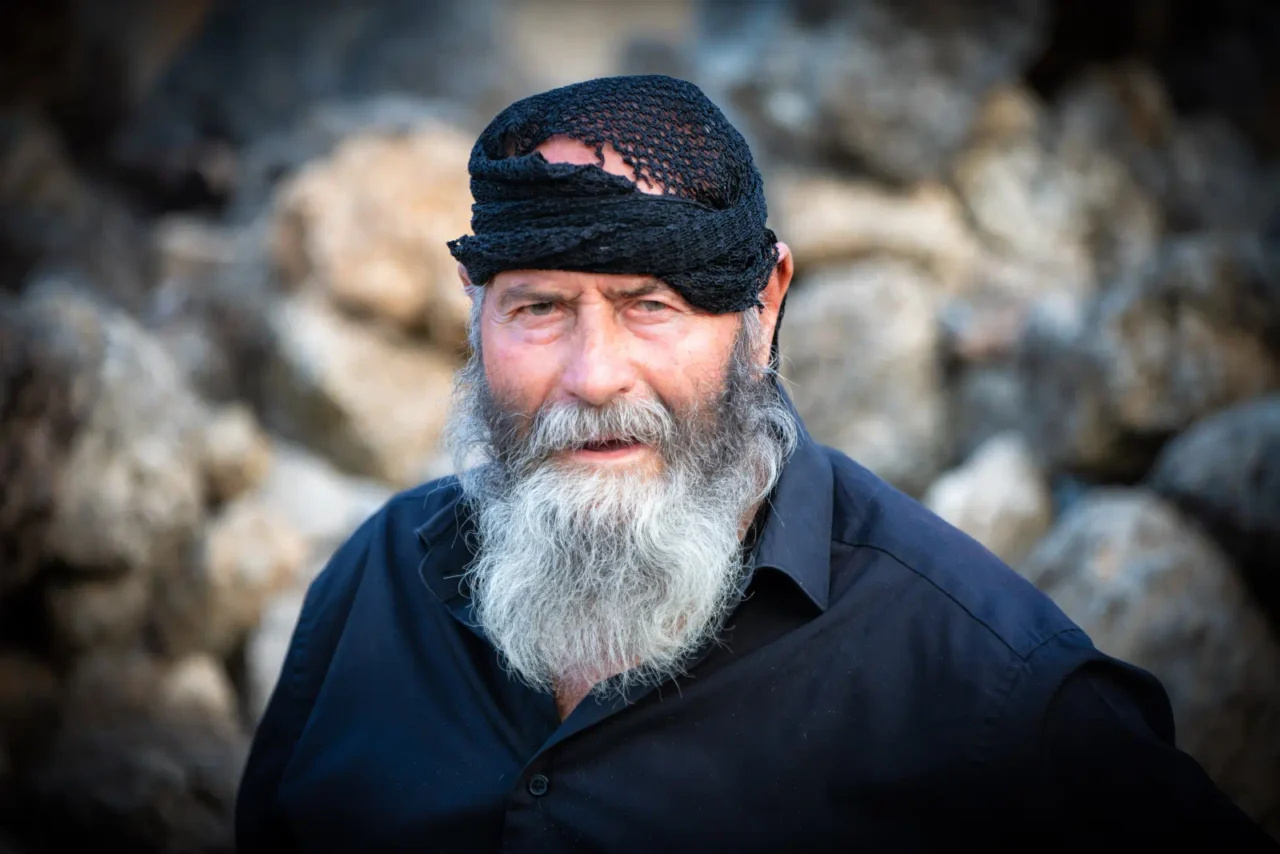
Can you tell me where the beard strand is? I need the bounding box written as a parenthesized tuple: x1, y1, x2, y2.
(442, 316, 799, 698)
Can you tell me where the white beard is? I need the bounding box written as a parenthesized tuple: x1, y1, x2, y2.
(460, 452, 754, 696)
(445, 316, 798, 697)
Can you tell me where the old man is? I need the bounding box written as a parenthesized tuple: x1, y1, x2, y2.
(236, 75, 1277, 852)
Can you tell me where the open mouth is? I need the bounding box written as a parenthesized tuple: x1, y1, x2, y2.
(579, 437, 640, 453)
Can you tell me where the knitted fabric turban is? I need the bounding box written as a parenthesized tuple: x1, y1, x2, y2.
(446, 74, 779, 315)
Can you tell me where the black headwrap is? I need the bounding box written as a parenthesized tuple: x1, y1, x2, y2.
(446, 75, 780, 316)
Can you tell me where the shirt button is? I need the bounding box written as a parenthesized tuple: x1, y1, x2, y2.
(527, 774, 549, 797)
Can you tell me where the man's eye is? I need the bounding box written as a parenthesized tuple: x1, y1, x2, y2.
(636, 300, 668, 312)
(523, 302, 557, 316)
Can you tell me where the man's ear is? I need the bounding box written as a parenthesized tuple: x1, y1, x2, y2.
(756, 242, 793, 366)
(457, 262, 473, 290)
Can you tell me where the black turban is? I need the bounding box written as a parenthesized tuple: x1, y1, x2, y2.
(446, 74, 779, 315)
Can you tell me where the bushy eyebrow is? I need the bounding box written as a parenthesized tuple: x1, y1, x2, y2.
(610, 280, 664, 300)
(495, 283, 569, 313)
(493, 278, 679, 312)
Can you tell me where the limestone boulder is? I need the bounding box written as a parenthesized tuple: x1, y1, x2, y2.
(242, 442, 391, 719)
(1021, 489, 1280, 834)
(953, 84, 1163, 307)
(270, 119, 475, 348)
(15, 652, 246, 854)
(0, 293, 92, 601)
(14, 281, 210, 579)
(252, 440, 392, 558)
(44, 570, 153, 656)
(940, 362, 1025, 467)
(1146, 395, 1280, 625)
(1018, 233, 1280, 480)
(199, 403, 273, 506)
(923, 431, 1053, 566)
(781, 259, 946, 496)
(695, 0, 1049, 183)
(1053, 64, 1280, 234)
(769, 172, 981, 290)
(111, 0, 505, 210)
(144, 215, 278, 404)
(0, 113, 152, 309)
(151, 494, 308, 659)
(261, 292, 459, 487)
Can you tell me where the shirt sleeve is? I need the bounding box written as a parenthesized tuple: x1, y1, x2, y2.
(1029, 649, 1279, 849)
(234, 516, 374, 854)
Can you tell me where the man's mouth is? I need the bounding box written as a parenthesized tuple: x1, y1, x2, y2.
(579, 437, 640, 453)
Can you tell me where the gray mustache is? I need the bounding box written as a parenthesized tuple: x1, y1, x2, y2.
(521, 397, 679, 458)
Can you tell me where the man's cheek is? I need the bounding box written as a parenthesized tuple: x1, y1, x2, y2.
(486, 340, 561, 412)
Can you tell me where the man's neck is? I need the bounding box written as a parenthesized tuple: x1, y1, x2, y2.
(554, 677, 594, 721)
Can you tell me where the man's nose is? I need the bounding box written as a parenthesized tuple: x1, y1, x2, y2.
(560, 315, 636, 407)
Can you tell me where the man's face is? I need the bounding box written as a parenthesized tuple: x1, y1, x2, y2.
(445, 287, 796, 696)
(477, 268, 747, 477)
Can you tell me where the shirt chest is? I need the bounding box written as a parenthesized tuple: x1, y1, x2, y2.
(273, 609, 976, 853)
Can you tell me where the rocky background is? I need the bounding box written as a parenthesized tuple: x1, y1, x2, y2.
(1, 0, 1278, 849)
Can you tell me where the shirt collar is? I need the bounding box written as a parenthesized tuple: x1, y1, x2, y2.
(741, 387, 832, 612)
(414, 385, 833, 614)
(414, 485, 476, 606)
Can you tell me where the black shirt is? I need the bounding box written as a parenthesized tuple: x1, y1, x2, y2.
(236, 422, 1277, 852)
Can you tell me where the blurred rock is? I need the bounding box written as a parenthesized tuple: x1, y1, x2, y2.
(953, 84, 1162, 306)
(44, 570, 153, 656)
(227, 95, 480, 224)
(938, 297, 1031, 366)
(270, 121, 473, 348)
(145, 215, 276, 403)
(152, 494, 307, 658)
(695, 0, 1048, 183)
(152, 213, 240, 282)
(1020, 489, 1280, 832)
(504, 0, 693, 97)
(17, 651, 246, 854)
(770, 171, 981, 289)
(200, 403, 272, 505)
(923, 431, 1052, 565)
(1019, 233, 1280, 479)
(111, 0, 506, 210)
(0, 294, 93, 601)
(781, 258, 946, 496)
(941, 362, 1025, 467)
(22, 281, 209, 578)
(1097, 235, 1280, 433)
(0, 113, 153, 308)
(160, 654, 239, 721)
(1015, 293, 1134, 477)
(242, 443, 391, 718)
(1053, 64, 1280, 234)
(262, 292, 458, 487)
(244, 586, 307, 722)
(254, 440, 391, 558)
(239, 447, 416, 722)
(1147, 395, 1280, 624)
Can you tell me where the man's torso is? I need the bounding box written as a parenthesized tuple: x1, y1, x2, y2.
(257, 439, 1096, 852)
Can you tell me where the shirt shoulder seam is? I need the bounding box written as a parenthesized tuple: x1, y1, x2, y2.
(829, 537, 1081, 662)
